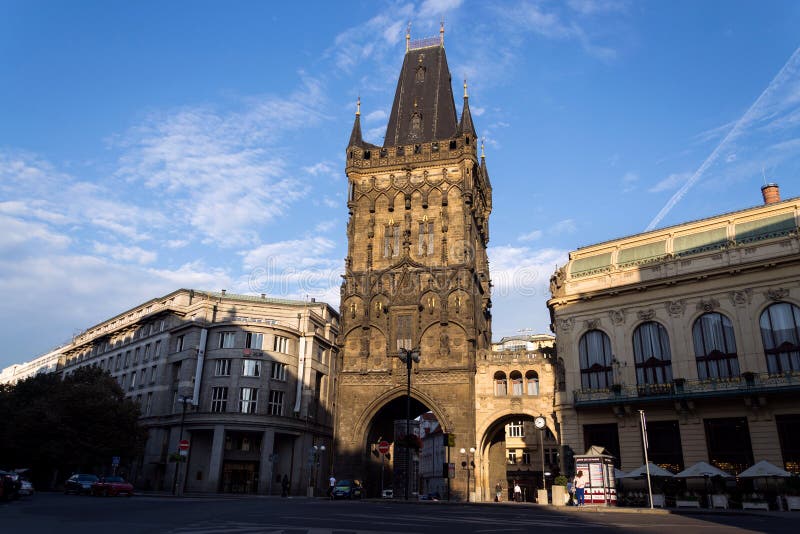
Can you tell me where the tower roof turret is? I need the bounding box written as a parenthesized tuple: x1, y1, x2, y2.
(383, 34, 458, 147)
(348, 97, 364, 148)
(458, 78, 476, 137)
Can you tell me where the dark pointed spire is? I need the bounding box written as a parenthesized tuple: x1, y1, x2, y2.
(459, 78, 476, 137)
(384, 33, 458, 147)
(348, 96, 363, 148)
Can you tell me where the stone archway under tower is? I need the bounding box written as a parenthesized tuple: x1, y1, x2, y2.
(476, 413, 560, 503)
(342, 387, 453, 499)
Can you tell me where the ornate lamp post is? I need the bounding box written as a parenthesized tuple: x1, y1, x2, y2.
(460, 447, 475, 502)
(398, 347, 420, 500)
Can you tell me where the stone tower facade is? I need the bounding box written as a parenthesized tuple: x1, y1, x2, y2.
(335, 31, 493, 496)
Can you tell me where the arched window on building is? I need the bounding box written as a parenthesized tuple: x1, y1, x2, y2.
(510, 371, 523, 395)
(494, 371, 507, 396)
(760, 302, 800, 374)
(579, 329, 613, 389)
(633, 321, 673, 385)
(693, 312, 740, 379)
(526, 370, 539, 395)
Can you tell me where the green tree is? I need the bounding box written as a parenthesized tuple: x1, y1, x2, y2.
(0, 366, 146, 489)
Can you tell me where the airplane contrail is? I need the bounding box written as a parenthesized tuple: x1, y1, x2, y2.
(646, 44, 800, 231)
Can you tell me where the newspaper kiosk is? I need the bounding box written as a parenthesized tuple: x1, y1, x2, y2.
(574, 445, 617, 506)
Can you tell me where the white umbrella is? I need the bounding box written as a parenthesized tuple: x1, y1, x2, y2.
(674, 461, 733, 479)
(738, 460, 791, 479)
(622, 463, 674, 478)
(614, 468, 627, 480)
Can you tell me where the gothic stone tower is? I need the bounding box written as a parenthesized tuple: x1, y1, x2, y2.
(335, 28, 493, 495)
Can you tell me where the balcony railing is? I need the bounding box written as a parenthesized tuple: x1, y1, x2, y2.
(574, 371, 800, 406)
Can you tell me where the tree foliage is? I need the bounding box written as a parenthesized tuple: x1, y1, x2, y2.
(0, 366, 146, 489)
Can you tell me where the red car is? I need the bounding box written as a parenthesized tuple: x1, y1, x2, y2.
(91, 476, 134, 497)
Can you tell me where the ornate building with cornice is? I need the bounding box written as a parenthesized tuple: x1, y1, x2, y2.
(548, 184, 800, 483)
(335, 27, 494, 499)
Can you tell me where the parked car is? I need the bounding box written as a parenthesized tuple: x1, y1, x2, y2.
(64, 474, 99, 495)
(381, 488, 394, 499)
(0, 470, 21, 500)
(332, 479, 363, 499)
(19, 478, 34, 497)
(91, 476, 134, 497)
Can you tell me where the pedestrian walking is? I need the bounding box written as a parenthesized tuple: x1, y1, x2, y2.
(328, 474, 336, 499)
(495, 480, 503, 502)
(513, 481, 522, 502)
(573, 470, 587, 507)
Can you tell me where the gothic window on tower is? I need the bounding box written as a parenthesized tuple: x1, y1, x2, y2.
(396, 315, 412, 351)
(384, 225, 400, 258)
(418, 221, 434, 256)
(409, 112, 421, 140)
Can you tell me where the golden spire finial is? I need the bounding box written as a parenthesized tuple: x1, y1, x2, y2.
(463, 78, 468, 99)
(406, 21, 411, 52)
(356, 96, 361, 116)
(440, 17, 445, 46)
(481, 137, 485, 158)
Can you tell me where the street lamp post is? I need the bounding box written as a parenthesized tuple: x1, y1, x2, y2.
(172, 395, 194, 495)
(460, 447, 475, 502)
(308, 444, 326, 497)
(398, 347, 420, 501)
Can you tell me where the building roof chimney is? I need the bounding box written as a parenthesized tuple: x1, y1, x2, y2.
(761, 182, 781, 204)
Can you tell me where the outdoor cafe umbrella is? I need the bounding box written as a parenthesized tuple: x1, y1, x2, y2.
(738, 460, 791, 479)
(674, 461, 733, 479)
(674, 461, 732, 508)
(614, 468, 627, 480)
(738, 460, 792, 507)
(622, 463, 674, 479)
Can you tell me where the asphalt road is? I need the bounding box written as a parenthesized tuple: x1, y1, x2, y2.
(2, 493, 796, 533)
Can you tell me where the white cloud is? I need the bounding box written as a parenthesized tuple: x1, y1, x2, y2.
(518, 229, 543, 242)
(567, 0, 628, 16)
(551, 219, 577, 235)
(0, 214, 71, 251)
(621, 171, 638, 192)
(489, 245, 567, 297)
(649, 172, 691, 193)
(420, 0, 464, 17)
(304, 161, 336, 176)
(314, 220, 337, 233)
(93, 242, 157, 265)
(364, 109, 388, 123)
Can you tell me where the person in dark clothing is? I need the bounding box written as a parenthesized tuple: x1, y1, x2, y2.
(281, 475, 289, 497)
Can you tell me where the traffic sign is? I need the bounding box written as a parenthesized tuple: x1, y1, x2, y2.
(111, 456, 120, 466)
(378, 441, 390, 455)
(178, 439, 190, 451)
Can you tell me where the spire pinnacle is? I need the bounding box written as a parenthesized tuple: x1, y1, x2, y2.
(464, 78, 468, 99)
(406, 21, 411, 52)
(356, 96, 361, 116)
(481, 137, 485, 158)
(440, 18, 444, 46)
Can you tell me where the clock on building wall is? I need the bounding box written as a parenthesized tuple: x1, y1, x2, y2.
(534, 416, 546, 430)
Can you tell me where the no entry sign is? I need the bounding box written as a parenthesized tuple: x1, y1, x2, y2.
(178, 439, 190, 451)
(378, 441, 390, 455)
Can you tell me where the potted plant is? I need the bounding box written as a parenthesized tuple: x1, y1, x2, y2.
(553, 475, 569, 506)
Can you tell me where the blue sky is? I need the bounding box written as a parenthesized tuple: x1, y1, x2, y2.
(2, 0, 800, 369)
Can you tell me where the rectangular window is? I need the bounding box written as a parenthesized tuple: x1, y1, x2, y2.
(160, 319, 165, 332)
(215, 359, 231, 376)
(545, 447, 560, 466)
(150, 365, 158, 384)
(143, 344, 151, 362)
(154, 340, 162, 359)
(238, 387, 258, 414)
(507, 422, 524, 438)
(246, 332, 264, 349)
(644, 420, 684, 473)
(396, 315, 412, 351)
(130, 371, 137, 390)
(145, 392, 153, 415)
(124, 351, 131, 368)
(273, 336, 289, 353)
(507, 450, 517, 464)
(704, 417, 754, 475)
(133, 347, 140, 365)
(271, 362, 287, 381)
(583, 423, 621, 467)
(383, 225, 400, 258)
(522, 451, 531, 465)
(219, 331, 235, 349)
(242, 359, 261, 377)
(176, 335, 185, 352)
(776, 414, 800, 474)
(268, 390, 284, 416)
(119, 374, 126, 388)
(418, 221, 434, 256)
(211, 387, 228, 413)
